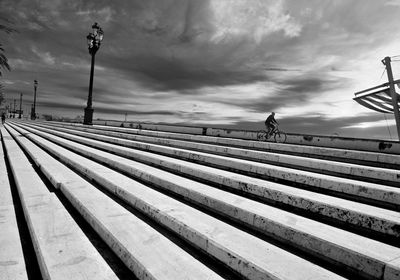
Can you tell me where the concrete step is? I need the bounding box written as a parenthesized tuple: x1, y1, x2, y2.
(43, 120, 400, 154)
(15, 122, 399, 204)
(7, 123, 400, 280)
(0, 130, 28, 280)
(5, 126, 349, 279)
(39, 120, 400, 164)
(11, 122, 400, 239)
(26, 121, 400, 186)
(5, 125, 226, 280)
(0, 127, 118, 280)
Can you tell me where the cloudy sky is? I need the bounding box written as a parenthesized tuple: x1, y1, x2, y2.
(1, 0, 400, 139)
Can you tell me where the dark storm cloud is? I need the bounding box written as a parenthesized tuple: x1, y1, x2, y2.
(37, 100, 177, 116)
(246, 74, 351, 113)
(95, 0, 400, 94)
(274, 75, 351, 104)
(282, 78, 337, 96)
(107, 54, 269, 91)
(80, 0, 294, 91)
(90, 0, 275, 91)
(2, 0, 395, 95)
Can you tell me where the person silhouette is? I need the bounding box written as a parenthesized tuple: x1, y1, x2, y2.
(265, 112, 278, 136)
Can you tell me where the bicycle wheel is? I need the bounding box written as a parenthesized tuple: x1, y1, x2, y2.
(257, 130, 267, 141)
(274, 131, 287, 143)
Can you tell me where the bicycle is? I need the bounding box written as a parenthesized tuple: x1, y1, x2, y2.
(257, 126, 287, 143)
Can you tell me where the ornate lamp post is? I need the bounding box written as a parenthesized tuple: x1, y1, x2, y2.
(83, 22, 104, 125)
(31, 79, 38, 120)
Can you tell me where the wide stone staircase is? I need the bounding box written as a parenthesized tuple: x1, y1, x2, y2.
(1, 120, 400, 280)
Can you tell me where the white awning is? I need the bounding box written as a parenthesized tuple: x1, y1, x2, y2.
(353, 84, 400, 114)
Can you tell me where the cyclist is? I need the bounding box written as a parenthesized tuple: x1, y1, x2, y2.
(265, 112, 278, 137)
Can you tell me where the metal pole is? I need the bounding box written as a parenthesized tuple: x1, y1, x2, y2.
(384, 56, 400, 141)
(32, 81, 37, 120)
(13, 99, 16, 118)
(33, 85, 36, 119)
(84, 53, 95, 125)
(18, 93, 23, 119)
(88, 53, 95, 109)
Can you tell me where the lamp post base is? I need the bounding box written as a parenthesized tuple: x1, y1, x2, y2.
(83, 107, 94, 125)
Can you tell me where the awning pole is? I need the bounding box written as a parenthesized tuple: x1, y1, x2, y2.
(384, 56, 400, 141)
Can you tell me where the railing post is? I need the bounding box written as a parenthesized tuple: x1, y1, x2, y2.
(384, 56, 400, 141)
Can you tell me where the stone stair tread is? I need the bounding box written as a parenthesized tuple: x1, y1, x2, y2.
(35, 121, 400, 206)
(13, 122, 400, 237)
(28, 121, 400, 183)
(1, 127, 118, 280)
(19, 122, 400, 207)
(8, 124, 400, 280)
(8, 120, 400, 279)
(6, 124, 227, 280)
(0, 133, 28, 280)
(42, 120, 400, 166)
(6, 124, 346, 280)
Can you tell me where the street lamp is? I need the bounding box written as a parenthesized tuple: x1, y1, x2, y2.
(31, 79, 38, 120)
(83, 22, 104, 125)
